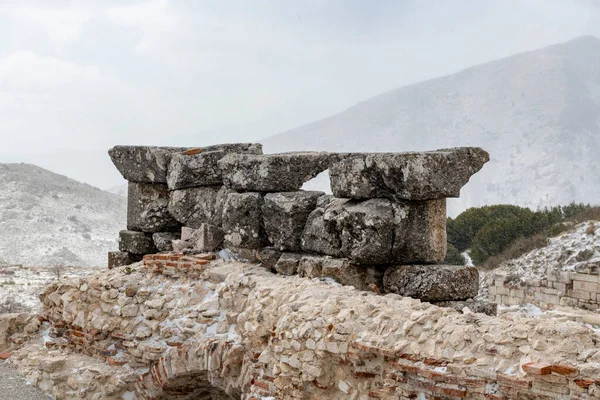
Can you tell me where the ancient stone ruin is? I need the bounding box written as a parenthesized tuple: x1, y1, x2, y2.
(7, 143, 600, 400)
(108, 144, 490, 310)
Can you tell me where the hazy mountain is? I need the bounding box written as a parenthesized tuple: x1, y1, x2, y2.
(263, 36, 600, 216)
(0, 163, 125, 266)
(106, 183, 128, 197)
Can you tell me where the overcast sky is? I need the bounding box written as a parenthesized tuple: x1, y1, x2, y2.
(1, 0, 600, 188)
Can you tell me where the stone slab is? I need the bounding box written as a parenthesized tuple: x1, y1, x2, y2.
(167, 143, 263, 190)
(222, 192, 269, 249)
(108, 146, 188, 183)
(107, 251, 142, 269)
(329, 147, 489, 200)
(218, 152, 332, 192)
(168, 186, 232, 228)
(297, 255, 385, 292)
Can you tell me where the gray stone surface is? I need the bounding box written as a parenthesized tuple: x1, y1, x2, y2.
(107, 251, 142, 269)
(127, 182, 180, 233)
(258, 248, 282, 271)
(274, 253, 303, 275)
(329, 147, 489, 200)
(168, 186, 232, 228)
(167, 143, 263, 190)
(262, 191, 324, 251)
(383, 265, 479, 301)
(108, 146, 188, 183)
(296, 255, 385, 292)
(187, 223, 225, 252)
(118, 230, 157, 254)
(172, 239, 192, 252)
(301, 197, 446, 264)
(434, 300, 498, 316)
(222, 192, 269, 249)
(219, 152, 332, 192)
(152, 232, 180, 252)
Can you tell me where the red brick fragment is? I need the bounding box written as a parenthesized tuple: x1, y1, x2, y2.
(575, 379, 595, 388)
(550, 364, 578, 376)
(182, 148, 203, 155)
(0, 352, 11, 360)
(522, 362, 552, 375)
(496, 373, 532, 389)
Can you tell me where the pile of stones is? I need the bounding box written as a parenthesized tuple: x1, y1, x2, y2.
(108, 143, 491, 312)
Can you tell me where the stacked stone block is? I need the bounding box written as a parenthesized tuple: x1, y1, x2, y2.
(107, 143, 491, 310)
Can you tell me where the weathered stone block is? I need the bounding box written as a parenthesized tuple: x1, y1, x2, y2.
(168, 186, 232, 228)
(172, 240, 192, 252)
(274, 253, 303, 275)
(152, 232, 180, 252)
(167, 143, 263, 190)
(301, 197, 446, 264)
(191, 223, 225, 252)
(218, 152, 331, 192)
(222, 192, 269, 249)
(107, 251, 142, 269)
(296, 255, 384, 292)
(329, 147, 489, 200)
(127, 182, 180, 232)
(108, 146, 188, 183)
(258, 247, 282, 271)
(383, 265, 479, 301)
(118, 230, 157, 255)
(262, 191, 324, 251)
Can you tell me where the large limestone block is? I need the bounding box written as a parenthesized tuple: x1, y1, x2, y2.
(383, 265, 479, 301)
(118, 230, 157, 254)
(296, 255, 385, 292)
(168, 186, 232, 228)
(301, 196, 446, 264)
(108, 146, 188, 183)
(329, 147, 489, 200)
(127, 183, 180, 232)
(167, 143, 263, 190)
(222, 192, 269, 249)
(262, 191, 324, 251)
(218, 152, 331, 192)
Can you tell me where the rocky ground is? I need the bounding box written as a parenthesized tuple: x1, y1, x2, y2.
(0, 361, 49, 400)
(0, 264, 100, 313)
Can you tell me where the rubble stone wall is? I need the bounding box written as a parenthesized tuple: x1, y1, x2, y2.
(34, 259, 600, 399)
(491, 269, 600, 312)
(108, 143, 490, 306)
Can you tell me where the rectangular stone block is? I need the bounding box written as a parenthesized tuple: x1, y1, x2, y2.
(108, 251, 142, 269)
(168, 186, 232, 228)
(127, 182, 180, 232)
(118, 230, 157, 255)
(262, 191, 324, 251)
(301, 197, 446, 265)
(568, 289, 591, 300)
(328, 147, 489, 200)
(296, 255, 384, 292)
(166, 143, 262, 190)
(222, 192, 269, 249)
(573, 280, 599, 292)
(572, 273, 597, 283)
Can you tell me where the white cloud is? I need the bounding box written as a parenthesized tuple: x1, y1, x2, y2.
(105, 0, 178, 52)
(0, 51, 101, 90)
(2, 4, 91, 47)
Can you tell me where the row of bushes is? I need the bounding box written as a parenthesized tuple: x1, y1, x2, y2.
(444, 203, 600, 268)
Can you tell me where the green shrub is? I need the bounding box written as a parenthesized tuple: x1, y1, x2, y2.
(444, 244, 466, 265)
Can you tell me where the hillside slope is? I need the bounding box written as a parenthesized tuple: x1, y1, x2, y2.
(263, 36, 600, 215)
(0, 163, 125, 266)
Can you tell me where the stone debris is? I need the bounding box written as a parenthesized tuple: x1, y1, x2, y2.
(262, 191, 324, 251)
(218, 152, 332, 192)
(118, 230, 157, 255)
(383, 264, 479, 301)
(127, 182, 179, 232)
(151, 232, 180, 252)
(167, 143, 262, 190)
(108, 145, 188, 183)
(329, 147, 489, 200)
